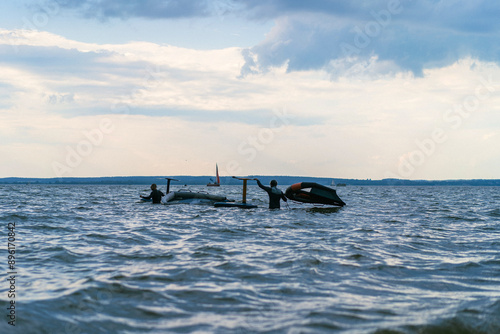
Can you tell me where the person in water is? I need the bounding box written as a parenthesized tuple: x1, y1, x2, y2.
(140, 183, 165, 204)
(254, 178, 287, 209)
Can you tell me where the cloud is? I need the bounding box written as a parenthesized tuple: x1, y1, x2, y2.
(237, 1, 500, 77)
(53, 0, 214, 20)
(1, 27, 499, 179)
(0, 29, 304, 124)
(43, 1, 500, 76)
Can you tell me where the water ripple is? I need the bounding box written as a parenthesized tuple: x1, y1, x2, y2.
(1, 185, 499, 333)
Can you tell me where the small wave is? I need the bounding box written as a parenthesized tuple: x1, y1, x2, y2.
(442, 214, 483, 222)
(404, 306, 499, 334)
(306, 206, 342, 214)
(114, 252, 176, 261)
(384, 219, 404, 224)
(110, 273, 175, 283)
(1, 213, 29, 221)
(215, 227, 238, 233)
(347, 253, 364, 260)
(85, 232, 112, 239)
(353, 228, 377, 233)
(71, 205, 93, 210)
(192, 245, 226, 258)
(301, 317, 343, 331)
(10, 281, 167, 333)
(302, 256, 322, 267)
(488, 208, 500, 217)
(374, 300, 500, 334)
(34, 245, 85, 262)
(481, 258, 500, 266)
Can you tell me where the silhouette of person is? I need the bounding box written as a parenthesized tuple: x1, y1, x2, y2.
(140, 184, 165, 204)
(254, 179, 287, 209)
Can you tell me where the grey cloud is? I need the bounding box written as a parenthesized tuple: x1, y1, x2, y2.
(49, 0, 500, 34)
(51, 0, 392, 21)
(42, 1, 500, 76)
(238, 1, 500, 76)
(237, 0, 500, 34)
(54, 0, 212, 20)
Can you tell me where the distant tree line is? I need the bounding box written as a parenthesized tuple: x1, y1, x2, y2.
(1, 176, 499, 186)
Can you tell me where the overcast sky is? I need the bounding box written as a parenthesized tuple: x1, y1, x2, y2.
(1, 0, 499, 180)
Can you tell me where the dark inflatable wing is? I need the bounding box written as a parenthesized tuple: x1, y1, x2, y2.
(285, 182, 346, 206)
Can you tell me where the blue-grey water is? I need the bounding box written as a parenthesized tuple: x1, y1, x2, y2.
(1, 184, 499, 333)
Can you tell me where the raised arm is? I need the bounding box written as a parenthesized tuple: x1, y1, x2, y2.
(255, 179, 269, 192)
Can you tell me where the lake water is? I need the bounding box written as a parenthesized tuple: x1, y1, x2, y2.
(1, 184, 499, 333)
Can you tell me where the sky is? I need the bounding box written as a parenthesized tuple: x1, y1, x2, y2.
(1, 0, 499, 180)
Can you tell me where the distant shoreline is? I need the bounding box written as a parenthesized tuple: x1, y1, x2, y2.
(1, 176, 499, 186)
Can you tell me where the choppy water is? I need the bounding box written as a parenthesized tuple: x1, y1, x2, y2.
(1, 184, 499, 333)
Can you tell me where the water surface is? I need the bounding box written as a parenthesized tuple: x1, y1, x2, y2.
(0, 185, 499, 333)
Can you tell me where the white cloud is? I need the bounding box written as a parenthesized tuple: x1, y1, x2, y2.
(0, 28, 499, 179)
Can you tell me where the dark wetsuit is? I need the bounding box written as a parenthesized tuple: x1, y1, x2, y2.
(256, 180, 287, 209)
(144, 189, 165, 204)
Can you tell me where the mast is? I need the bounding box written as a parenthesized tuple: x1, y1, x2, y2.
(165, 178, 179, 193)
(216, 164, 220, 184)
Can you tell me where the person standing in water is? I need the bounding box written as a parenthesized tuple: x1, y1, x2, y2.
(254, 179, 287, 209)
(141, 184, 165, 204)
